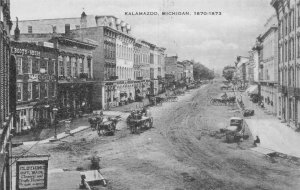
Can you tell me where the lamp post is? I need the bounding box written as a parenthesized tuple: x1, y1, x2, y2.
(52, 107, 58, 139)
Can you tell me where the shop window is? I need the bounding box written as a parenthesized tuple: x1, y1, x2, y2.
(52, 83, 56, 97)
(17, 57, 22, 74)
(28, 83, 32, 100)
(28, 57, 32, 74)
(17, 83, 23, 101)
(45, 83, 48, 98)
(53, 60, 56, 75)
(36, 83, 40, 99)
(59, 60, 64, 76)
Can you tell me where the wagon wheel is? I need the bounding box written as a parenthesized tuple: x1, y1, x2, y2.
(226, 133, 235, 143)
(98, 125, 106, 136)
(144, 120, 150, 129)
(97, 125, 103, 136)
(135, 123, 141, 134)
(149, 117, 153, 128)
(108, 123, 116, 136)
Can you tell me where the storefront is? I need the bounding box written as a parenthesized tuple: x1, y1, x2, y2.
(11, 41, 58, 133)
(57, 81, 94, 119)
(260, 84, 277, 116)
(101, 80, 150, 110)
(150, 79, 159, 95)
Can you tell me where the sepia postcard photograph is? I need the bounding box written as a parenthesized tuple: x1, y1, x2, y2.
(1, 0, 300, 189)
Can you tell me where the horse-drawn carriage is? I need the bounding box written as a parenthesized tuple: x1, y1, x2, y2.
(88, 112, 121, 136)
(127, 108, 153, 134)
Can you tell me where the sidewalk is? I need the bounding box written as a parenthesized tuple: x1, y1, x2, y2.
(12, 117, 90, 144)
(238, 92, 300, 158)
(12, 98, 151, 144)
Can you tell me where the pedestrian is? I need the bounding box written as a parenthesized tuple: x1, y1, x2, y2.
(253, 136, 260, 147)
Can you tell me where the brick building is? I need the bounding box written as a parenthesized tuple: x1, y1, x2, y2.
(11, 41, 58, 133)
(69, 16, 139, 109)
(49, 36, 97, 119)
(165, 55, 178, 78)
(0, 0, 15, 189)
(271, 0, 300, 128)
(134, 40, 151, 98)
(258, 14, 278, 116)
(14, 29, 97, 122)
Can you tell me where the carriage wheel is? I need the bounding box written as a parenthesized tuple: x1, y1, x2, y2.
(144, 120, 150, 129)
(149, 118, 153, 128)
(109, 123, 116, 136)
(226, 133, 235, 143)
(136, 125, 141, 134)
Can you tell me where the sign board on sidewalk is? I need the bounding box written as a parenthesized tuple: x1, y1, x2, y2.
(16, 160, 48, 190)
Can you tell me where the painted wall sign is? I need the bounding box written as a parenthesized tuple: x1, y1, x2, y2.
(12, 47, 41, 57)
(16, 160, 48, 190)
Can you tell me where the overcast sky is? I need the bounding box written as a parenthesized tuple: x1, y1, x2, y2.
(11, 0, 275, 72)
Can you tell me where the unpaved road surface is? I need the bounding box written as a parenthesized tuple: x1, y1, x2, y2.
(13, 82, 300, 190)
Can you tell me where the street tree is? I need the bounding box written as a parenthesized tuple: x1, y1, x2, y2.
(193, 62, 215, 80)
(222, 66, 236, 81)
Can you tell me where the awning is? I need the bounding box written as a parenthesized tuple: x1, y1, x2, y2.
(246, 85, 258, 94)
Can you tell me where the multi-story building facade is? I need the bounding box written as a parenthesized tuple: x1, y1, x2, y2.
(236, 56, 250, 88)
(0, 0, 15, 189)
(176, 62, 184, 81)
(258, 14, 278, 116)
(157, 47, 166, 94)
(49, 36, 97, 119)
(271, 0, 300, 128)
(11, 41, 58, 133)
(165, 55, 178, 78)
(133, 40, 151, 98)
(14, 30, 97, 120)
(70, 16, 143, 109)
(181, 60, 194, 83)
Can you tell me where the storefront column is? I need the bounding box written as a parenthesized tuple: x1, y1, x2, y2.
(101, 85, 106, 110)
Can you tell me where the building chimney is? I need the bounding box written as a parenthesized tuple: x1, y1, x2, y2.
(14, 17, 20, 41)
(80, 10, 87, 28)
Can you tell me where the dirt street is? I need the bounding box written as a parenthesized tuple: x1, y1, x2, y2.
(13, 82, 300, 190)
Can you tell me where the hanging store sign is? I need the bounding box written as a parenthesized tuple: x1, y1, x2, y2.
(16, 160, 48, 190)
(12, 47, 41, 57)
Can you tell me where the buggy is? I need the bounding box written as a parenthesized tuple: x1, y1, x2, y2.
(224, 117, 245, 143)
(88, 112, 121, 136)
(127, 109, 153, 134)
